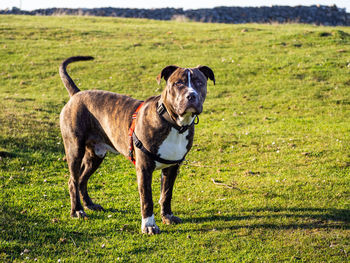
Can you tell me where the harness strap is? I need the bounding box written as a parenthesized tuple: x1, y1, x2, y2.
(132, 133, 186, 165)
(128, 99, 198, 166)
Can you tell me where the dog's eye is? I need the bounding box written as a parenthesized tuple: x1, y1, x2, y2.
(174, 81, 184, 87)
(195, 80, 203, 86)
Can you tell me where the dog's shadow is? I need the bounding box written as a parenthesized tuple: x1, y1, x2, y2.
(86, 206, 350, 232)
(180, 207, 350, 231)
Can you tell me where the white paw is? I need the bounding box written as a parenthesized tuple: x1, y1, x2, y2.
(141, 214, 160, 235)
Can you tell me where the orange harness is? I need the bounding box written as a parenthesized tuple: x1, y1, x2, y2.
(128, 102, 144, 165)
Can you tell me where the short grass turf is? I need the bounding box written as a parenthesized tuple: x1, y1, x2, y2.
(0, 15, 349, 262)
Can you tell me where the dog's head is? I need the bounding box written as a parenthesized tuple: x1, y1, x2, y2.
(157, 65, 215, 125)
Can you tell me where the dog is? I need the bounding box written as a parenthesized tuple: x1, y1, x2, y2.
(59, 56, 215, 234)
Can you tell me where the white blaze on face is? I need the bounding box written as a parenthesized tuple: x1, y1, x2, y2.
(174, 69, 197, 126)
(187, 69, 198, 96)
(188, 70, 192, 88)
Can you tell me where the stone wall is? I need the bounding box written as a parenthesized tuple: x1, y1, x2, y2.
(1, 5, 349, 26)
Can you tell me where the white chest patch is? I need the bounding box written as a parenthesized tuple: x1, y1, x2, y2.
(94, 143, 119, 158)
(155, 128, 189, 170)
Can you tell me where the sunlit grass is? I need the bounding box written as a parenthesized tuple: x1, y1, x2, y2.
(0, 15, 349, 262)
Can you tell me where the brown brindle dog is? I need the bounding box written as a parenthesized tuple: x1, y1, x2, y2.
(59, 56, 215, 234)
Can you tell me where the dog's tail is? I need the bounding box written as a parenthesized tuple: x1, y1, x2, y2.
(59, 56, 94, 97)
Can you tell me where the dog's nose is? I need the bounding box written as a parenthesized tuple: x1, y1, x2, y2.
(187, 92, 197, 102)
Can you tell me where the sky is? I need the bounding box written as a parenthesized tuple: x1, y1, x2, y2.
(1, 0, 349, 12)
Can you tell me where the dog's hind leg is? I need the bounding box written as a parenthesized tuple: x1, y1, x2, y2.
(79, 145, 105, 211)
(65, 141, 87, 218)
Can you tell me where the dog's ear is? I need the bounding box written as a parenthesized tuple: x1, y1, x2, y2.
(157, 65, 179, 85)
(197, 66, 215, 85)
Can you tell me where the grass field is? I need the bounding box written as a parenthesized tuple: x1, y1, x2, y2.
(0, 15, 349, 262)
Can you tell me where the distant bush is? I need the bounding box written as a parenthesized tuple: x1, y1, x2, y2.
(1, 5, 349, 26)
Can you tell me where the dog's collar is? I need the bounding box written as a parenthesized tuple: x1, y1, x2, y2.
(157, 99, 198, 134)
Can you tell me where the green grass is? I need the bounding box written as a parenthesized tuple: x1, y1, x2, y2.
(0, 15, 349, 262)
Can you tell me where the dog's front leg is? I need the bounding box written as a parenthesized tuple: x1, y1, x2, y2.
(160, 165, 182, 225)
(136, 165, 160, 234)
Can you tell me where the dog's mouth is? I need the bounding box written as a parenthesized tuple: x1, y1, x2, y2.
(179, 105, 202, 116)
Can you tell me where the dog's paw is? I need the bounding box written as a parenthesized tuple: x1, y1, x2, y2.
(142, 225, 161, 235)
(141, 214, 161, 235)
(161, 214, 182, 225)
(71, 210, 88, 219)
(86, 203, 105, 211)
